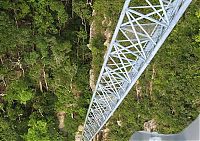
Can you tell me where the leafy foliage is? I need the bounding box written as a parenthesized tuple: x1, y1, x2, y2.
(0, 0, 92, 140)
(0, 0, 199, 140)
(24, 119, 50, 141)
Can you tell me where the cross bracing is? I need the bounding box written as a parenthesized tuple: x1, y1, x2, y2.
(83, 0, 192, 140)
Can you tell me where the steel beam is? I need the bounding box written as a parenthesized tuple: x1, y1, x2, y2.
(83, 0, 192, 140)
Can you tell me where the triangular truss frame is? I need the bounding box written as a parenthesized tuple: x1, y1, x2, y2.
(83, 0, 192, 140)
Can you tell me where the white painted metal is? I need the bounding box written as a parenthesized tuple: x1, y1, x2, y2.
(129, 115, 200, 141)
(83, 0, 192, 141)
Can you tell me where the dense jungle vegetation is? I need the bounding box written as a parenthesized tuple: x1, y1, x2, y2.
(0, 0, 92, 140)
(0, 0, 199, 141)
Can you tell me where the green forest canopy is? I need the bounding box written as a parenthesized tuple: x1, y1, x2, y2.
(0, 0, 199, 141)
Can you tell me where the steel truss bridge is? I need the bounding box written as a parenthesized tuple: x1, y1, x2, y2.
(83, 0, 192, 140)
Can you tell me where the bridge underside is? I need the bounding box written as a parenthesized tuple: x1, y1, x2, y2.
(83, 0, 192, 140)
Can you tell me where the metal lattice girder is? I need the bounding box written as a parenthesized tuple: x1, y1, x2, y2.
(83, 0, 192, 140)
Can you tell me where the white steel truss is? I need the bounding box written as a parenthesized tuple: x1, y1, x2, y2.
(83, 0, 192, 140)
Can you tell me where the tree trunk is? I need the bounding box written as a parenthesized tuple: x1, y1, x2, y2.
(149, 64, 156, 99)
(42, 66, 48, 91)
(39, 80, 43, 93)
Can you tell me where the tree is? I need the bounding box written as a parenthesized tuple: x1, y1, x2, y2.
(24, 118, 50, 141)
(5, 80, 34, 105)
